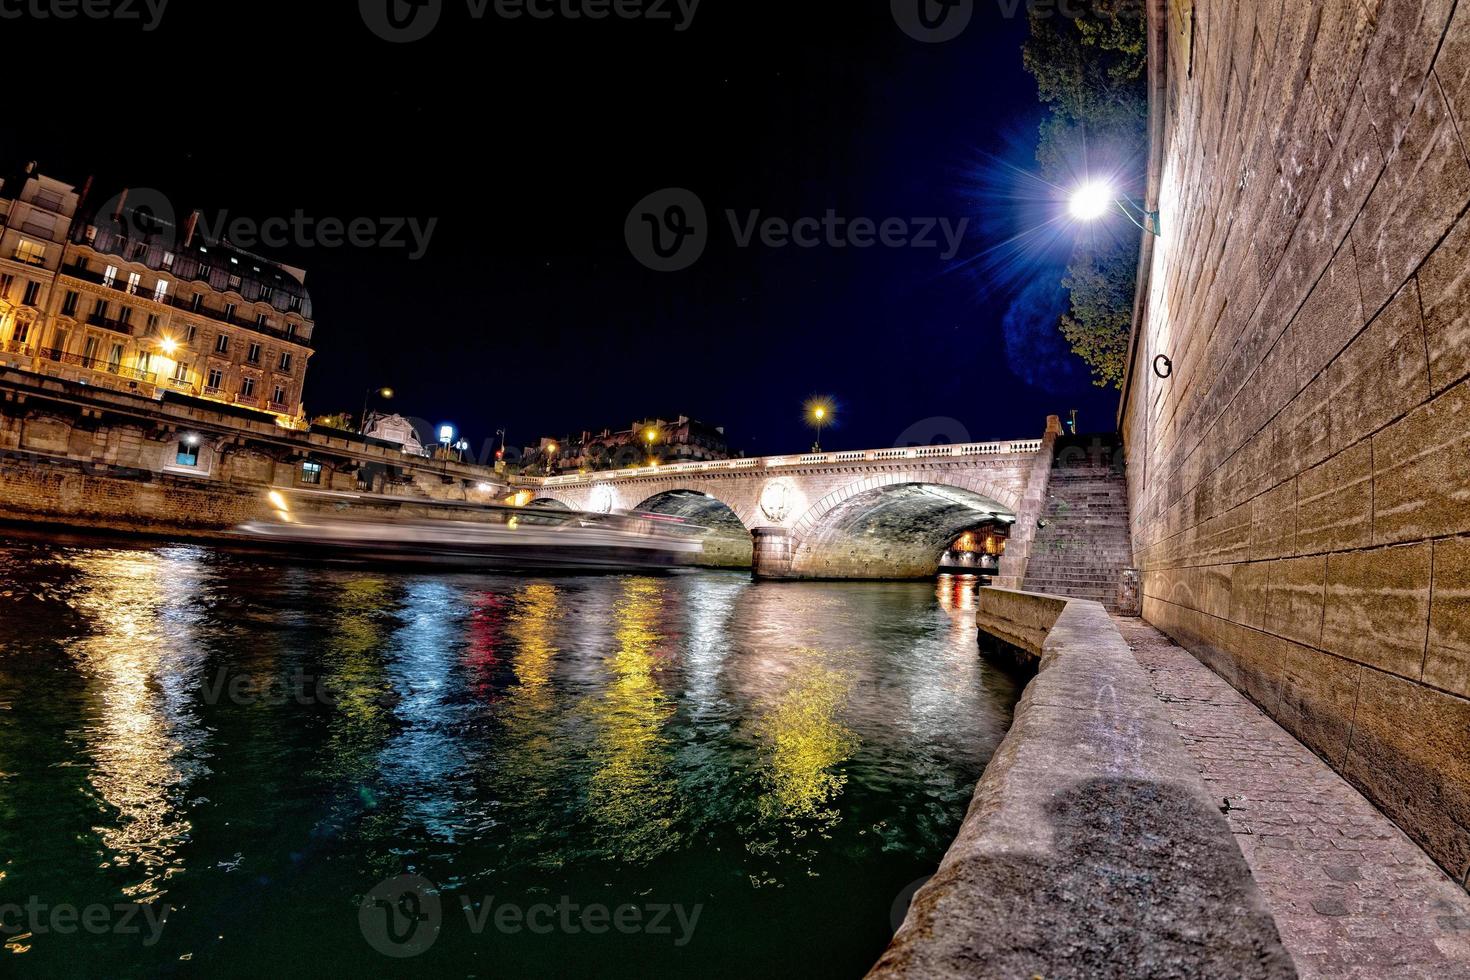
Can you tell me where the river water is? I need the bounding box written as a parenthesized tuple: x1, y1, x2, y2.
(0, 533, 1022, 978)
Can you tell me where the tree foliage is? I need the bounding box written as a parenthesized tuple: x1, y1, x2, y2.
(1022, 0, 1148, 389)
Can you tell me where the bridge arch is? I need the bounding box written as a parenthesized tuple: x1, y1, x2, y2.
(528, 497, 571, 510)
(788, 473, 1018, 579)
(633, 489, 753, 569)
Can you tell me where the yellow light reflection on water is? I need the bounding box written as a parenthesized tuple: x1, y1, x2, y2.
(755, 662, 858, 825)
(315, 576, 395, 785)
(584, 578, 681, 863)
(65, 549, 211, 901)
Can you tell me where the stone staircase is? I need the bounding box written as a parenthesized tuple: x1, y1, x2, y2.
(1022, 450, 1133, 612)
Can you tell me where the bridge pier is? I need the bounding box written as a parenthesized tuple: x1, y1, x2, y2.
(750, 527, 797, 580)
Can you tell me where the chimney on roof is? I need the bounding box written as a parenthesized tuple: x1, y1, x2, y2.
(184, 209, 201, 247)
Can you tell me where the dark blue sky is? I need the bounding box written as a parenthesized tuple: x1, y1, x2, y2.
(7, 0, 1119, 456)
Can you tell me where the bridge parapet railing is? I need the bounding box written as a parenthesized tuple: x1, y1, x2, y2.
(527, 439, 1044, 487)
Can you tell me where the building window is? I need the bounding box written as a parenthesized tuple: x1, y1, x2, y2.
(126, 272, 142, 295)
(256, 312, 268, 328)
(162, 252, 175, 268)
(61, 290, 79, 317)
(185, 324, 198, 343)
(176, 439, 199, 467)
(153, 279, 168, 302)
(94, 298, 109, 319)
(240, 377, 256, 398)
(172, 360, 189, 383)
(273, 384, 287, 405)
(137, 351, 153, 374)
(278, 352, 292, 372)
(288, 295, 301, 312)
(107, 343, 123, 372)
(144, 313, 160, 337)
(103, 265, 118, 287)
(247, 342, 261, 364)
(82, 336, 100, 363)
(215, 334, 229, 354)
(118, 307, 132, 327)
(206, 367, 223, 390)
(22, 281, 41, 306)
(301, 461, 323, 485)
(260, 285, 274, 302)
(14, 239, 46, 266)
(224, 302, 237, 321)
(285, 323, 297, 338)
(130, 242, 147, 260)
(190, 293, 204, 312)
(13, 321, 29, 344)
(0, 274, 12, 298)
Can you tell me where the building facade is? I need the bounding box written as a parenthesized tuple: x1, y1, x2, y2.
(0, 164, 315, 428)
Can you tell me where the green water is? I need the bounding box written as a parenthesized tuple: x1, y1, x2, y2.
(0, 534, 1021, 978)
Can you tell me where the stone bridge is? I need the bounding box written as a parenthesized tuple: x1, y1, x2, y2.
(516, 417, 1062, 581)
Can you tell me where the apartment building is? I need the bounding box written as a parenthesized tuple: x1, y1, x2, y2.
(0, 164, 315, 427)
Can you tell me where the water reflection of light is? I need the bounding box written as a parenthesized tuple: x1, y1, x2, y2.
(378, 580, 473, 842)
(584, 578, 681, 863)
(315, 576, 395, 786)
(936, 573, 979, 612)
(755, 663, 858, 826)
(499, 583, 561, 786)
(680, 576, 742, 715)
(66, 549, 212, 901)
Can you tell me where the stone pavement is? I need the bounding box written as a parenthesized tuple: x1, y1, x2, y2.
(1115, 616, 1470, 979)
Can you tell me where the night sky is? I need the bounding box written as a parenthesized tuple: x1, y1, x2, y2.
(5, 0, 1118, 457)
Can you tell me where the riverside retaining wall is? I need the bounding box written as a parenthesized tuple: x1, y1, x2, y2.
(1122, 0, 1470, 888)
(870, 588, 1294, 979)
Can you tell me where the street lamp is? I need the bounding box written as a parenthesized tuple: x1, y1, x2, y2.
(1069, 180, 1161, 237)
(806, 399, 834, 452)
(360, 386, 394, 433)
(544, 441, 559, 475)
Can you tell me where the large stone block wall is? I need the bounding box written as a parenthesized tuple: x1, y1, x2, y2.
(1123, 0, 1470, 887)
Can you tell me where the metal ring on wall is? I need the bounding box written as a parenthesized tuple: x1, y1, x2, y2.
(1153, 355, 1173, 379)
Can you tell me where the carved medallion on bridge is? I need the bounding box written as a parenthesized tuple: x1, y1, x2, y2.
(588, 485, 616, 514)
(759, 478, 795, 522)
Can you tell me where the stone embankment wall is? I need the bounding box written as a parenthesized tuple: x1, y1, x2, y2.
(870, 589, 1294, 979)
(1122, 0, 1470, 886)
(0, 370, 508, 536)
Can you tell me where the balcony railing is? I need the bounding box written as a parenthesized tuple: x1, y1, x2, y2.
(11, 249, 46, 267)
(1, 340, 32, 356)
(86, 313, 135, 335)
(37, 347, 157, 384)
(60, 262, 312, 348)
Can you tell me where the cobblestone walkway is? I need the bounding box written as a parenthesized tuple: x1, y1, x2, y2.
(1114, 616, 1470, 979)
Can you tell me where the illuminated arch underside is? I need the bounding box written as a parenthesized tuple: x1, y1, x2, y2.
(636, 490, 753, 569)
(792, 483, 1013, 579)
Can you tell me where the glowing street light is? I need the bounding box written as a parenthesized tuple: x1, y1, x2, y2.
(806, 398, 834, 452)
(360, 386, 394, 433)
(1069, 180, 1161, 237)
(1069, 181, 1114, 221)
(159, 336, 179, 356)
